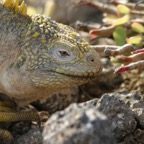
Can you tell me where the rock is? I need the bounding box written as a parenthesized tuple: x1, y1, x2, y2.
(133, 108, 144, 128)
(109, 91, 142, 107)
(32, 88, 81, 114)
(96, 93, 137, 143)
(9, 91, 144, 144)
(13, 127, 42, 144)
(43, 101, 116, 144)
(133, 129, 144, 143)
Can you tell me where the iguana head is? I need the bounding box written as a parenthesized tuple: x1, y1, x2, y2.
(1, 0, 102, 90)
(19, 15, 102, 89)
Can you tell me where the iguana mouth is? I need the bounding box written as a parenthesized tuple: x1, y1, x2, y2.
(55, 67, 102, 79)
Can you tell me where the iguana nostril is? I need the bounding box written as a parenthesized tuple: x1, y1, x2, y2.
(87, 55, 95, 63)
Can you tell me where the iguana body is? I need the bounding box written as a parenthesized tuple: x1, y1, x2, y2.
(0, 0, 102, 142)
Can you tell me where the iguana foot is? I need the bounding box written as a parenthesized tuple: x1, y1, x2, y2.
(0, 101, 40, 143)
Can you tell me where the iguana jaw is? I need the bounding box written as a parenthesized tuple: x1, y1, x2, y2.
(55, 66, 102, 78)
(31, 65, 102, 89)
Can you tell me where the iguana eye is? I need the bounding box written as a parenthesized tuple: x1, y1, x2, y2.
(57, 50, 70, 57)
(51, 48, 76, 62)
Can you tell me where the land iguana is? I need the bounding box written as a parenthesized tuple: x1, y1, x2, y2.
(0, 0, 102, 142)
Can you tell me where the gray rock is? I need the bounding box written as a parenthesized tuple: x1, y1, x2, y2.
(133, 129, 144, 143)
(96, 93, 137, 143)
(43, 101, 115, 144)
(13, 127, 42, 144)
(9, 91, 143, 144)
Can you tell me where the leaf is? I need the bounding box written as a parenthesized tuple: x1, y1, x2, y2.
(90, 26, 115, 37)
(113, 26, 127, 46)
(131, 22, 144, 34)
(103, 14, 119, 25)
(117, 4, 130, 15)
(127, 35, 143, 46)
(112, 14, 130, 26)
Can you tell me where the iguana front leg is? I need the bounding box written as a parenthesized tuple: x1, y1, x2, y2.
(0, 101, 39, 143)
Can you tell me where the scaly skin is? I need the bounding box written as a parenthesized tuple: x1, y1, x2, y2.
(0, 0, 102, 142)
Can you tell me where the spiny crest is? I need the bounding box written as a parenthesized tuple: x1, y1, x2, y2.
(2, 0, 27, 15)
